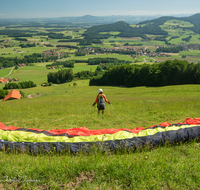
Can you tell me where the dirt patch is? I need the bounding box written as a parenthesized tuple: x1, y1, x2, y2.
(39, 42, 49, 44)
(0, 183, 22, 190)
(0, 184, 5, 190)
(145, 46, 156, 50)
(37, 184, 50, 190)
(165, 53, 179, 56)
(28, 39, 40, 42)
(27, 93, 42, 99)
(64, 170, 95, 189)
(187, 56, 200, 59)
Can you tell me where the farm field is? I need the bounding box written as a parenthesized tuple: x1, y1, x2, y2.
(65, 53, 134, 62)
(0, 67, 13, 78)
(0, 63, 98, 84)
(0, 46, 57, 58)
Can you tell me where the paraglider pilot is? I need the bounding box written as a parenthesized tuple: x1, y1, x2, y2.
(92, 89, 111, 115)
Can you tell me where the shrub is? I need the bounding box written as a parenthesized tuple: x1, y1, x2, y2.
(20, 91, 25, 98)
(41, 82, 52, 87)
(3, 81, 37, 90)
(0, 89, 9, 99)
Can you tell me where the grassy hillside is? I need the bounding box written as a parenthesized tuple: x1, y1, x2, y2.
(1, 83, 200, 129)
(1, 83, 200, 189)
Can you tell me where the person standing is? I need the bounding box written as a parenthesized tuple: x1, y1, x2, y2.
(92, 89, 111, 115)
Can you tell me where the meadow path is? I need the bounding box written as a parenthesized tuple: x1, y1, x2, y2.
(1, 67, 14, 78)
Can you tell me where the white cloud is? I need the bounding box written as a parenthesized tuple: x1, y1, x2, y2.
(0, 14, 3, 16)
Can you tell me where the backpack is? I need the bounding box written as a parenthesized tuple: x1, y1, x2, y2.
(98, 94, 105, 105)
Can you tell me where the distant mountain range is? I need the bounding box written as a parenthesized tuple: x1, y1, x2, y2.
(47, 14, 195, 24)
(0, 14, 196, 25)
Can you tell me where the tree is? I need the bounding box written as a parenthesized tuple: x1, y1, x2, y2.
(0, 89, 9, 99)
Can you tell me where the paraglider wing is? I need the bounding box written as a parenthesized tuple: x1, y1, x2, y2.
(0, 118, 200, 153)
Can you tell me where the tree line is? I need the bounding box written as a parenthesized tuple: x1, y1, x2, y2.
(0, 53, 58, 68)
(56, 45, 78, 49)
(14, 38, 28, 41)
(87, 57, 130, 65)
(48, 33, 72, 39)
(47, 69, 74, 84)
(89, 60, 200, 87)
(156, 46, 184, 53)
(182, 35, 192, 42)
(19, 43, 36, 48)
(3, 81, 37, 90)
(46, 60, 75, 68)
(47, 69, 101, 84)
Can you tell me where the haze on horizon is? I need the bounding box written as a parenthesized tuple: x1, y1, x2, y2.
(0, 0, 199, 18)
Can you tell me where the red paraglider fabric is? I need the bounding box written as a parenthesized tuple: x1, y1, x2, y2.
(0, 118, 200, 136)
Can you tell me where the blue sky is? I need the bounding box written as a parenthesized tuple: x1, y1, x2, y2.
(0, 0, 199, 18)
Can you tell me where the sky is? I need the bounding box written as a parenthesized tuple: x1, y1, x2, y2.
(0, 0, 199, 18)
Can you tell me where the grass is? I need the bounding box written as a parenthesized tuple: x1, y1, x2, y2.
(1, 83, 200, 189)
(64, 53, 134, 62)
(179, 50, 200, 56)
(1, 141, 200, 189)
(164, 20, 194, 28)
(0, 67, 13, 78)
(7, 63, 97, 84)
(0, 46, 57, 58)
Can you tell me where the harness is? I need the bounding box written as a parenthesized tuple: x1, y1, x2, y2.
(98, 94, 105, 105)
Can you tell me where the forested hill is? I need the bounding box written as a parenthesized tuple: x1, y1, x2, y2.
(82, 21, 167, 40)
(138, 13, 200, 34)
(181, 13, 200, 34)
(138, 16, 177, 25)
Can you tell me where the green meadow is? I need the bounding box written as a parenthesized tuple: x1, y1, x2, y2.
(0, 67, 13, 78)
(179, 50, 200, 57)
(63, 53, 134, 62)
(1, 78, 200, 189)
(164, 20, 194, 28)
(4, 63, 97, 84)
(0, 46, 57, 58)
